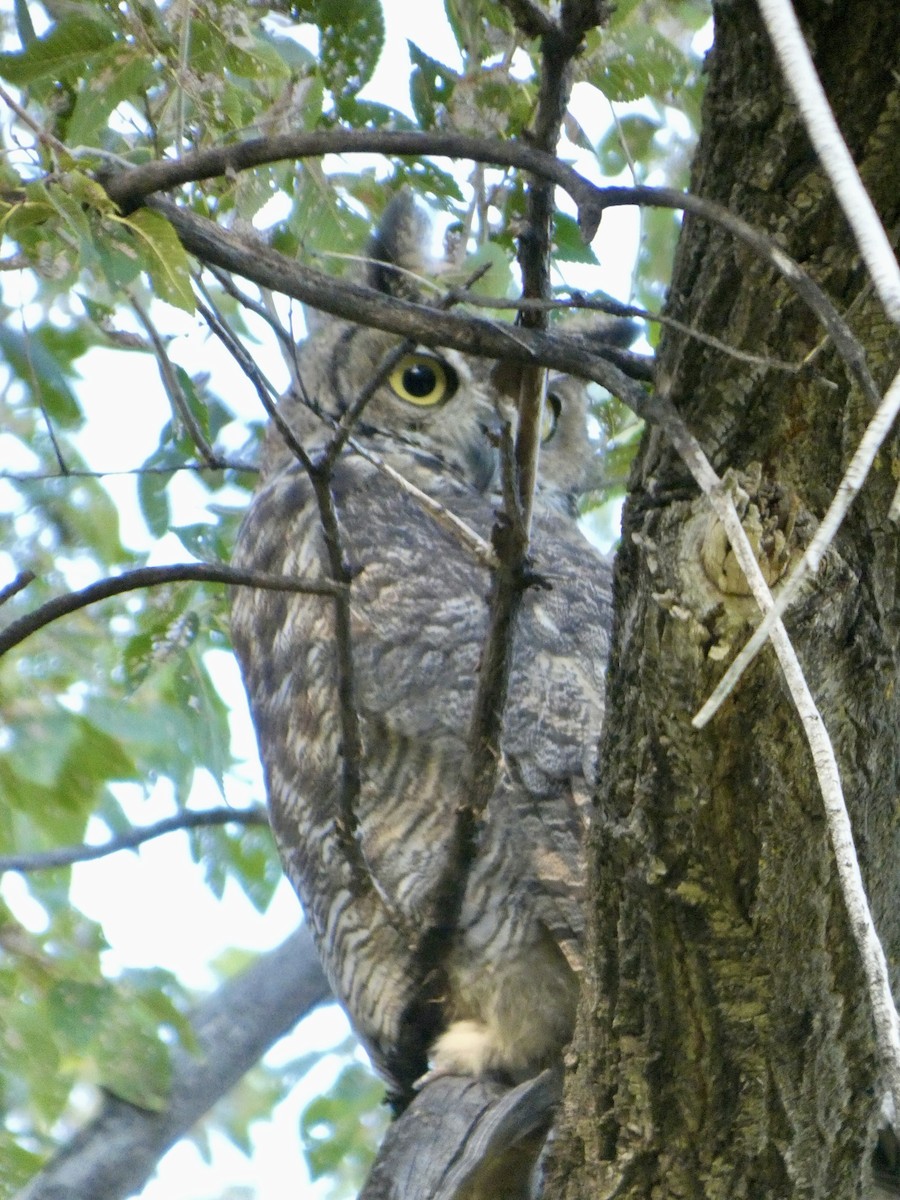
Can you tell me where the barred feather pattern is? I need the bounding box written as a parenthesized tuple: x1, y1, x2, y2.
(229, 195, 614, 1098)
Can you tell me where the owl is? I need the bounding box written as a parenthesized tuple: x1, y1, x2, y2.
(230, 194, 614, 1104)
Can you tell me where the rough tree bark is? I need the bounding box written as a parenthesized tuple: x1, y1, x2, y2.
(550, 3, 900, 1198)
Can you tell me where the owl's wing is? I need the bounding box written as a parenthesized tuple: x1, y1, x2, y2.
(232, 450, 612, 1089)
(231, 457, 449, 1091)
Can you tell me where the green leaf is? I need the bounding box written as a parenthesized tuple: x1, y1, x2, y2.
(137, 464, 172, 538)
(120, 209, 195, 313)
(67, 53, 155, 148)
(301, 1062, 388, 1195)
(587, 27, 693, 104)
(595, 113, 662, 178)
(47, 980, 114, 1051)
(0, 324, 82, 427)
(98, 1014, 172, 1110)
(13, 0, 36, 47)
(292, 0, 384, 98)
(0, 15, 116, 85)
(408, 40, 456, 127)
(553, 212, 598, 265)
(458, 240, 513, 301)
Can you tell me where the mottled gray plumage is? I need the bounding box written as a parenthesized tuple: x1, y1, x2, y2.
(230, 195, 613, 1099)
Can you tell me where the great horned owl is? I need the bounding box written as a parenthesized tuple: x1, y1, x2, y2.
(230, 194, 614, 1101)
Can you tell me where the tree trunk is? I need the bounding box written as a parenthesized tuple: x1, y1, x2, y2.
(550, 2, 900, 1196)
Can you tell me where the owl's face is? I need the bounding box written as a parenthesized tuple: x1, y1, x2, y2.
(318, 322, 499, 492)
(537, 374, 599, 514)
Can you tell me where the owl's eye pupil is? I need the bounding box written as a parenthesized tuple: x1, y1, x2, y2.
(389, 353, 456, 407)
(403, 364, 437, 397)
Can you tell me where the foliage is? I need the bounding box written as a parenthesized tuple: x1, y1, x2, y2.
(0, 0, 707, 1194)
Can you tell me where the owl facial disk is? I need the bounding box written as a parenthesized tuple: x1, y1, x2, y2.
(389, 352, 458, 408)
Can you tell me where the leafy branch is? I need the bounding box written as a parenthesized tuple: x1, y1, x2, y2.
(17, 926, 331, 1200)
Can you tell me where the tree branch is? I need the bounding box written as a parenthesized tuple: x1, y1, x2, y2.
(144, 190, 879, 418)
(16, 926, 332, 1200)
(0, 807, 270, 873)
(130, 293, 226, 470)
(95, 126, 881, 406)
(360, 1070, 562, 1200)
(0, 563, 345, 659)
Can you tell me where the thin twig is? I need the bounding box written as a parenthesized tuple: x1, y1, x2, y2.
(131, 294, 224, 469)
(0, 563, 344, 658)
(756, 0, 900, 322)
(91, 126, 891, 387)
(194, 295, 312, 469)
(0, 459, 257, 482)
(195, 295, 368, 890)
(345, 437, 499, 570)
(695, 363, 900, 728)
(0, 81, 69, 158)
(455, 289, 797, 374)
(0, 807, 270, 873)
(205, 264, 297, 355)
(406, 1, 590, 1076)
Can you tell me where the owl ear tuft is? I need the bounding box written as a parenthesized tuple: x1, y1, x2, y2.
(367, 190, 435, 301)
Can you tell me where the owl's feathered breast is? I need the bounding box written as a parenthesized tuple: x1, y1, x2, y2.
(232, 436, 611, 1090)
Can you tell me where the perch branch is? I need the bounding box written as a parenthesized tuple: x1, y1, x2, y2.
(0, 807, 269, 873)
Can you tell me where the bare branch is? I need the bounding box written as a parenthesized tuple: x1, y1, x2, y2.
(456, 289, 797, 375)
(396, 4, 594, 1102)
(346, 438, 498, 570)
(195, 293, 371, 896)
(501, 0, 558, 38)
(756, 0, 900, 322)
(93, 126, 885, 393)
(0, 807, 269, 873)
(0, 458, 257, 481)
(144, 192, 879, 419)
(17, 926, 332, 1200)
(204, 264, 298, 356)
(0, 570, 35, 607)
(0, 562, 344, 658)
(0, 80, 68, 158)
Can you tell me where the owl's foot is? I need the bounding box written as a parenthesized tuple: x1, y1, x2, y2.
(428, 1018, 504, 1080)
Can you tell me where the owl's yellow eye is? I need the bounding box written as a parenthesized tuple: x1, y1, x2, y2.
(389, 354, 457, 407)
(541, 393, 562, 443)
